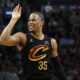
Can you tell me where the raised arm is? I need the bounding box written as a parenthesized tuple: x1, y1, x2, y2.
(0, 4, 24, 46)
(51, 38, 67, 80)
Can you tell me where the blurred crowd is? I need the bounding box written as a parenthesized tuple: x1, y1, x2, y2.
(0, 0, 80, 80)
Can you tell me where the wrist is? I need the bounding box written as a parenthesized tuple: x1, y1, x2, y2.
(11, 18, 19, 23)
(8, 18, 18, 27)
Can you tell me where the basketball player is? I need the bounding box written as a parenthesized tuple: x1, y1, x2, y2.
(0, 4, 66, 80)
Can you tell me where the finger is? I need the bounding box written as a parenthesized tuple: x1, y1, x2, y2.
(13, 5, 18, 12)
(13, 4, 20, 13)
(13, 8, 16, 12)
(18, 4, 19, 7)
(17, 4, 21, 12)
(19, 7, 22, 13)
(14, 4, 20, 11)
(16, 5, 19, 11)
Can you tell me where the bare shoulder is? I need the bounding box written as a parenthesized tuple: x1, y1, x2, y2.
(50, 38, 58, 58)
(51, 38, 57, 49)
(13, 32, 26, 45)
(13, 32, 26, 36)
(51, 38, 57, 43)
(14, 32, 27, 51)
(13, 32, 26, 39)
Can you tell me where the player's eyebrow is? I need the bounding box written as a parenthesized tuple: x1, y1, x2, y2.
(28, 19, 36, 22)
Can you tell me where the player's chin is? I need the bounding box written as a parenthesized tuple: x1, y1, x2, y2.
(29, 29, 34, 33)
(29, 28, 33, 31)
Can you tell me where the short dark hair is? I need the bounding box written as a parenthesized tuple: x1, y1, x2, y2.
(32, 11, 45, 21)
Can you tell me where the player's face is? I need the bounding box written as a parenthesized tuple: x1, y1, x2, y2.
(28, 13, 44, 33)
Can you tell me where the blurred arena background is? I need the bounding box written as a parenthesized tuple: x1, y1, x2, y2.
(0, 0, 80, 80)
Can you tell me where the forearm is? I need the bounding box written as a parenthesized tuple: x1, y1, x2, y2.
(0, 18, 17, 41)
(51, 56, 66, 80)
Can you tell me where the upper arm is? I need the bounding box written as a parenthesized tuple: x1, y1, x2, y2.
(0, 32, 26, 46)
(51, 38, 58, 58)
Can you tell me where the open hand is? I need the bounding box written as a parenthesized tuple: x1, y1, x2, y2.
(12, 4, 22, 20)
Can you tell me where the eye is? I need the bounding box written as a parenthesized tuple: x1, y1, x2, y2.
(32, 19, 36, 21)
(28, 19, 36, 22)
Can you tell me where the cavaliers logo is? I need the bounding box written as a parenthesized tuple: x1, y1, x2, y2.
(29, 45, 49, 61)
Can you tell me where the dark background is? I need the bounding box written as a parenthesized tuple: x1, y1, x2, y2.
(0, 0, 80, 80)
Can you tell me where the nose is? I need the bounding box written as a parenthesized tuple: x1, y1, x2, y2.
(28, 20, 33, 26)
(28, 22, 33, 26)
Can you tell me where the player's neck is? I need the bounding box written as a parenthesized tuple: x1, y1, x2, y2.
(31, 32, 44, 40)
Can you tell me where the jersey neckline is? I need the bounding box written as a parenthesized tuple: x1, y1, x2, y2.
(30, 33, 45, 41)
